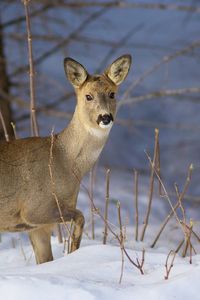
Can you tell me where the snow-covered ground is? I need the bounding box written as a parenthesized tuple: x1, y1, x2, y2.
(0, 234, 200, 300)
(0, 168, 200, 300)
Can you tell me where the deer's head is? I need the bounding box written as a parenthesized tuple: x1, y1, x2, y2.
(64, 55, 132, 135)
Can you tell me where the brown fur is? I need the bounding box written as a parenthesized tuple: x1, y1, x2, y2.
(0, 55, 131, 264)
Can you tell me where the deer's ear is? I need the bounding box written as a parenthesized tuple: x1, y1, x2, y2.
(64, 58, 88, 88)
(104, 54, 132, 86)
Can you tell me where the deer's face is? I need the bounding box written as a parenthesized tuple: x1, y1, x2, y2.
(76, 75, 117, 131)
(64, 55, 132, 133)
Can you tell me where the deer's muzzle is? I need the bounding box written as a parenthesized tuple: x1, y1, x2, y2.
(97, 114, 114, 129)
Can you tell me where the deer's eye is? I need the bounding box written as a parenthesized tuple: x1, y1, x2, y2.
(86, 94, 93, 101)
(109, 92, 115, 99)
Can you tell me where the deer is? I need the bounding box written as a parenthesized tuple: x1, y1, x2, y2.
(0, 54, 132, 264)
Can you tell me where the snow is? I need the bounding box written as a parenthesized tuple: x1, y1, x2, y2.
(0, 168, 199, 300)
(0, 236, 200, 300)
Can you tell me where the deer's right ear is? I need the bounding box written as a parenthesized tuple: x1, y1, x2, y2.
(64, 58, 88, 88)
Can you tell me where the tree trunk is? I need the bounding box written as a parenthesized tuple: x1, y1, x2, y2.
(0, 20, 13, 141)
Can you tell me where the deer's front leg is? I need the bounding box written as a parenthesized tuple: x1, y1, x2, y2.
(23, 204, 85, 252)
(28, 225, 53, 264)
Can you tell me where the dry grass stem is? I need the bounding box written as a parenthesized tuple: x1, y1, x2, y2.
(117, 201, 123, 244)
(119, 246, 124, 284)
(181, 221, 194, 261)
(175, 239, 184, 253)
(103, 168, 110, 245)
(164, 250, 176, 280)
(11, 122, 18, 139)
(0, 107, 9, 141)
(136, 249, 145, 272)
(151, 164, 193, 248)
(74, 169, 145, 275)
(89, 168, 95, 240)
(117, 201, 125, 284)
(174, 171, 196, 260)
(190, 227, 200, 243)
(23, 0, 39, 136)
(145, 151, 198, 259)
(134, 170, 139, 241)
(156, 139, 163, 196)
(140, 128, 159, 241)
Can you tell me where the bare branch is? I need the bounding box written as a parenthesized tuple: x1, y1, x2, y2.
(2, 4, 53, 28)
(95, 23, 143, 73)
(11, 7, 108, 77)
(48, 2, 200, 14)
(119, 87, 200, 107)
(118, 39, 200, 108)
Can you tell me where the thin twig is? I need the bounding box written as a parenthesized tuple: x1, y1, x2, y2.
(73, 168, 145, 275)
(151, 164, 193, 248)
(117, 201, 123, 244)
(119, 245, 124, 285)
(89, 167, 95, 240)
(2, 4, 53, 28)
(119, 39, 200, 108)
(117, 201, 124, 284)
(119, 87, 200, 107)
(12, 7, 108, 77)
(149, 161, 193, 247)
(140, 128, 159, 241)
(175, 239, 184, 253)
(103, 169, 110, 245)
(95, 24, 143, 73)
(156, 138, 163, 196)
(164, 250, 176, 280)
(11, 122, 18, 139)
(174, 174, 195, 261)
(23, 0, 39, 136)
(56, 2, 200, 14)
(0, 107, 9, 141)
(136, 248, 145, 271)
(134, 169, 139, 241)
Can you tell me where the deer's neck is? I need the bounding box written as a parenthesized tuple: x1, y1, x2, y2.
(57, 108, 110, 176)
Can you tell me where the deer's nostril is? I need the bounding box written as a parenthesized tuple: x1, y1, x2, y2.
(97, 114, 114, 125)
(102, 114, 111, 125)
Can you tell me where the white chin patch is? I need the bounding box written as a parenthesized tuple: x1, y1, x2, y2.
(99, 121, 113, 129)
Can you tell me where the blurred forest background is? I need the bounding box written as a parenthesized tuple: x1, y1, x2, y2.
(0, 0, 200, 197)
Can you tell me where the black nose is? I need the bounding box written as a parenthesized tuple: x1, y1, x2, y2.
(97, 114, 113, 125)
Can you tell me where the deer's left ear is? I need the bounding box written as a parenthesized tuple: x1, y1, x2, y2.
(104, 54, 132, 86)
